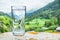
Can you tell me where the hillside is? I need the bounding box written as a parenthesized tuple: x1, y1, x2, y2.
(25, 0, 60, 32)
(0, 12, 11, 17)
(26, 0, 60, 21)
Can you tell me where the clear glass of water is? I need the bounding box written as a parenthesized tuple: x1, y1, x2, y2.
(11, 6, 26, 36)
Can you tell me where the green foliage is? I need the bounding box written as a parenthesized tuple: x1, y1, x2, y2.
(50, 17, 58, 25)
(34, 27, 46, 32)
(48, 25, 57, 30)
(45, 30, 57, 33)
(0, 14, 12, 33)
(45, 20, 52, 27)
(26, 22, 30, 25)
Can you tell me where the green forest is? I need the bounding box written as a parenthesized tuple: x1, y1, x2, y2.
(0, 0, 60, 33)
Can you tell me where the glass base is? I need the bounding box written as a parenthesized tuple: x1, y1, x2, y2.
(12, 29, 25, 36)
(13, 35, 26, 40)
(13, 31, 25, 36)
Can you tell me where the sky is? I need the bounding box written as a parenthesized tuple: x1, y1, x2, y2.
(0, 0, 54, 13)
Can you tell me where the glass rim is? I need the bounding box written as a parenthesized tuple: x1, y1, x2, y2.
(11, 6, 26, 10)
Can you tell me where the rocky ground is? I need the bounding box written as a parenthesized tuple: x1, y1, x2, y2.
(0, 32, 60, 40)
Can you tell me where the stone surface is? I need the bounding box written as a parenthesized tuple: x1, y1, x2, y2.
(0, 32, 60, 40)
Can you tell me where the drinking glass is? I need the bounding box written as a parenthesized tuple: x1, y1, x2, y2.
(11, 6, 26, 36)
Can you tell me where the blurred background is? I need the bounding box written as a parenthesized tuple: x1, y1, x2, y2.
(0, 0, 60, 33)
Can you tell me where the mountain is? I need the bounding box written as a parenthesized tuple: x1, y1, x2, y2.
(0, 12, 8, 16)
(26, 0, 60, 21)
(0, 12, 11, 18)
